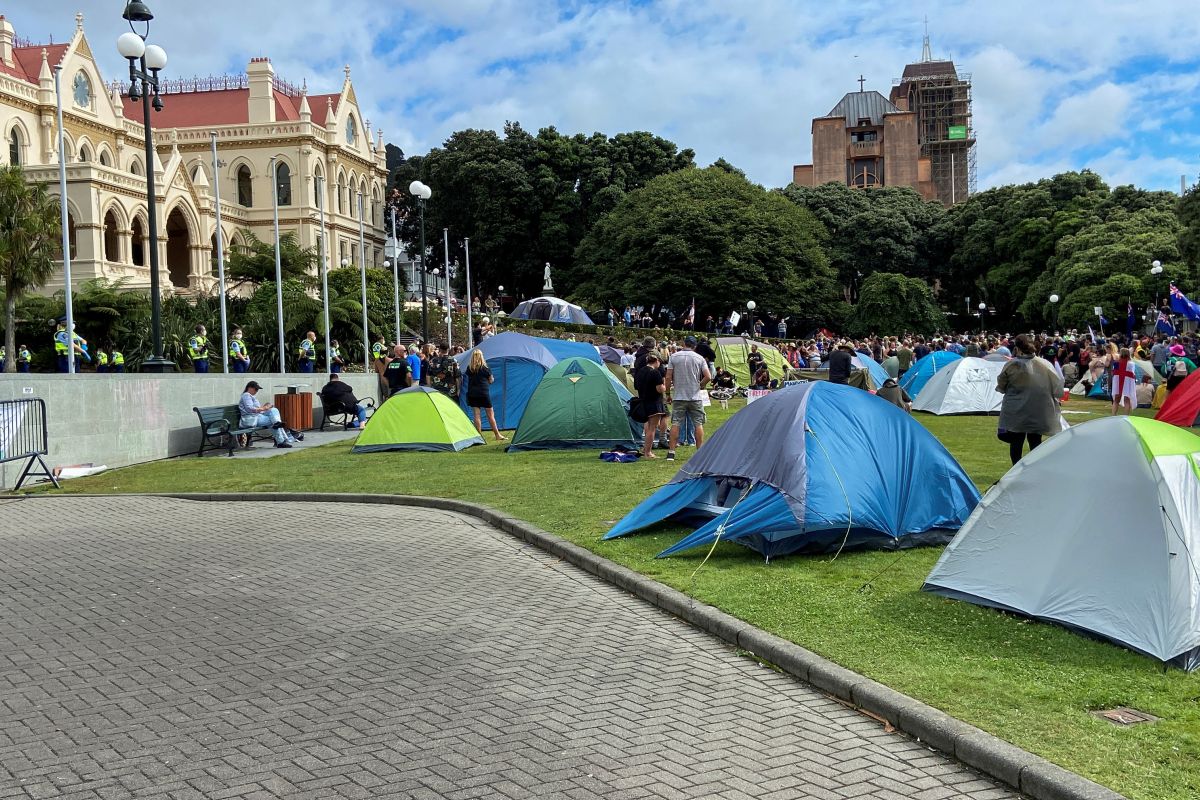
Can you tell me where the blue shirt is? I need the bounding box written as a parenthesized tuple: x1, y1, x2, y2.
(238, 392, 260, 417)
(407, 354, 422, 381)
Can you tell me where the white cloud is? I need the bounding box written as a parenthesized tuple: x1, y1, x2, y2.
(10, 1, 1200, 193)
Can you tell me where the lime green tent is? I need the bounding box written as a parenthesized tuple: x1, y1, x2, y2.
(714, 337, 787, 386)
(508, 357, 638, 452)
(352, 387, 484, 453)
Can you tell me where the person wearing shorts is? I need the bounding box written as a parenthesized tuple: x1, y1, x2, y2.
(664, 335, 711, 461)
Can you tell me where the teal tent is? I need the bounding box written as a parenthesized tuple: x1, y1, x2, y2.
(508, 357, 639, 452)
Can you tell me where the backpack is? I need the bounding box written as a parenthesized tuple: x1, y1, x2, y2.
(1173, 358, 1189, 377)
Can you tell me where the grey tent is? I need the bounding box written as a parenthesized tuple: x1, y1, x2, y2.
(923, 416, 1200, 670)
(911, 357, 1005, 415)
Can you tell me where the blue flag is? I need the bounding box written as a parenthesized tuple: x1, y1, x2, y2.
(1126, 302, 1135, 339)
(1170, 283, 1200, 321)
(1156, 310, 1177, 335)
(1099, 315, 1110, 327)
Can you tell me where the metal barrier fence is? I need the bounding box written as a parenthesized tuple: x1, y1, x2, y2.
(0, 398, 58, 490)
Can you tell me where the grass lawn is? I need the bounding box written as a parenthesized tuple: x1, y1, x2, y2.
(41, 397, 1198, 800)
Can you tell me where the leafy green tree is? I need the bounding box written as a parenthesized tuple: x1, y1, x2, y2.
(569, 167, 839, 327)
(0, 165, 61, 372)
(225, 229, 320, 288)
(848, 272, 946, 336)
(1179, 176, 1200, 268)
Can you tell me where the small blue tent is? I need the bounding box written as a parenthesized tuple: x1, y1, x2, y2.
(453, 332, 601, 430)
(817, 352, 891, 386)
(604, 382, 980, 559)
(900, 351, 963, 397)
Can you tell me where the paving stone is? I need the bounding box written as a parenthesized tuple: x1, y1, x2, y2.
(0, 497, 1020, 799)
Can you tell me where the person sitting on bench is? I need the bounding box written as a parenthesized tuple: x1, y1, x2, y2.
(238, 381, 299, 449)
(320, 372, 369, 429)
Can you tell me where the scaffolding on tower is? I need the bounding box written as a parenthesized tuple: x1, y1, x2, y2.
(891, 58, 976, 205)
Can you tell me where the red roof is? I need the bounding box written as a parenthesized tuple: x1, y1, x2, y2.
(0, 43, 68, 84)
(119, 87, 340, 129)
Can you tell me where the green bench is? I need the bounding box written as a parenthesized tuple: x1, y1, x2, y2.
(192, 404, 275, 457)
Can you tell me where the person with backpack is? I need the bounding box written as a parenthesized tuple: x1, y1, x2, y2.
(1165, 344, 1196, 392)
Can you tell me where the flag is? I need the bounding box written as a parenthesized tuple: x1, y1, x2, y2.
(1170, 283, 1200, 321)
(683, 298, 695, 328)
(1156, 310, 1177, 335)
(1099, 315, 1110, 327)
(1126, 302, 1135, 339)
(1088, 324, 1097, 343)
(728, 310, 741, 329)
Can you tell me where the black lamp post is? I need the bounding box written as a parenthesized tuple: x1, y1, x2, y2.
(978, 301, 987, 334)
(118, 1, 173, 372)
(409, 180, 432, 342)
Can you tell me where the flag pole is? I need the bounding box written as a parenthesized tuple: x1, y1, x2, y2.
(54, 66, 75, 375)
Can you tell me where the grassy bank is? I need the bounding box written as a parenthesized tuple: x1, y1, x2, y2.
(42, 399, 1196, 800)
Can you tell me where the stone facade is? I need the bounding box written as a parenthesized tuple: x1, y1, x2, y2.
(0, 12, 388, 296)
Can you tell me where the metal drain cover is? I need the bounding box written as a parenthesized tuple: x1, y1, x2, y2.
(1091, 707, 1159, 726)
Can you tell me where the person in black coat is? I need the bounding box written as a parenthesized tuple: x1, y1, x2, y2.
(320, 373, 369, 428)
(827, 342, 854, 385)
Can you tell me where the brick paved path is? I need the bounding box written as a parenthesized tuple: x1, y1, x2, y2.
(0, 497, 1018, 799)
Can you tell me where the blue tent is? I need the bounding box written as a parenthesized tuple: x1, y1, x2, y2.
(900, 351, 963, 397)
(604, 382, 980, 559)
(453, 332, 601, 430)
(817, 352, 890, 386)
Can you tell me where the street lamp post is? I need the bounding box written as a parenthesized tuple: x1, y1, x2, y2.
(387, 205, 401, 343)
(408, 180, 432, 342)
(1150, 259, 1164, 309)
(1049, 293, 1060, 333)
(356, 192, 370, 373)
(316, 176, 331, 372)
(978, 301, 987, 334)
(117, 2, 173, 372)
(746, 300, 756, 338)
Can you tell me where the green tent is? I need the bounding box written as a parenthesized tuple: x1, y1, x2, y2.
(508, 357, 638, 452)
(714, 336, 787, 387)
(352, 387, 484, 453)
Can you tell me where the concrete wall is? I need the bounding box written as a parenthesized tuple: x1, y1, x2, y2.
(0, 372, 381, 488)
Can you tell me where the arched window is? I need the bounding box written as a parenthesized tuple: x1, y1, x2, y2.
(78, 143, 91, 163)
(99, 149, 111, 167)
(313, 167, 323, 206)
(9, 128, 21, 165)
(237, 165, 253, 207)
(275, 162, 292, 206)
(131, 216, 145, 266)
(54, 211, 78, 260)
(103, 210, 119, 261)
(130, 157, 143, 176)
(336, 172, 345, 214)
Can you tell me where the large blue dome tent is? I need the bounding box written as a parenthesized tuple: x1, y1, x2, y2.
(453, 333, 601, 430)
(900, 351, 962, 398)
(604, 382, 980, 560)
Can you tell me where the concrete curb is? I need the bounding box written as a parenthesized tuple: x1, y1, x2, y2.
(51, 492, 1125, 800)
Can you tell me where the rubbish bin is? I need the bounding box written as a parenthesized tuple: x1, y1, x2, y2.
(273, 386, 314, 431)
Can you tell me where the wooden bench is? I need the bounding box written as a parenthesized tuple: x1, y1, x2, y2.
(193, 404, 275, 457)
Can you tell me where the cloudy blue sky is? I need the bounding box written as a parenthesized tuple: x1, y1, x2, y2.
(16, 1, 1200, 192)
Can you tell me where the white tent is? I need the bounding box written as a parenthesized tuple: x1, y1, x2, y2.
(512, 296, 594, 324)
(912, 357, 1005, 415)
(923, 416, 1200, 670)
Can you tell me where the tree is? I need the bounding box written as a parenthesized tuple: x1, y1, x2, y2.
(568, 167, 839, 327)
(0, 165, 61, 372)
(225, 229, 320, 288)
(848, 272, 946, 336)
(1179, 176, 1200, 268)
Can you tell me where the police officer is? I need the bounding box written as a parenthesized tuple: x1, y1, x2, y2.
(228, 326, 250, 373)
(188, 324, 209, 373)
(371, 334, 387, 364)
(16, 344, 31, 373)
(0, 345, 5, 372)
(96, 347, 109, 373)
(297, 331, 317, 373)
(54, 322, 87, 372)
(109, 345, 125, 373)
(329, 338, 345, 374)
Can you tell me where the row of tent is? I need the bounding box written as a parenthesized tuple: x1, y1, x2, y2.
(602, 382, 1200, 671)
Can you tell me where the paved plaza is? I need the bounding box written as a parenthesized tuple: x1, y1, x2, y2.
(0, 497, 1018, 799)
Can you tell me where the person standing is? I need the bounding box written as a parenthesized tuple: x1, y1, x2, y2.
(776, 317, 788, 339)
(405, 345, 423, 385)
(228, 327, 250, 373)
(109, 345, 125, 374)
(329, 339, 345, 374)
(464, 349, 505, 441)
(634, 353, 668, 458)
(663, 336, 711, 461)
(383, 344, 413, 397)
(429, 344, 461, 400)
(827, 342, 854, 385)
(1110, 348, 1137, 416)
(371, 334, 388, 365)
(746, 344, 765, 377)
(187, 325, 209, 373)
(53, 322, 69, 373)
(16, 344, 31, 373)
(95, 347, 109, 374)
(896, 340, 914, 379)
(996, 334, 1063, 466)
(296, 331, 317, 373)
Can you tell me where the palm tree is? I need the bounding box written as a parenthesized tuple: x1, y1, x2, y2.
(0, 165, 61, 372)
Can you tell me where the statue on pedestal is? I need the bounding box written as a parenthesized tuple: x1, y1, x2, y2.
(542, 262, 554, 296)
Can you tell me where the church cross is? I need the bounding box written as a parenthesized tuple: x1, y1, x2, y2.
(857, 75, 866, 92)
